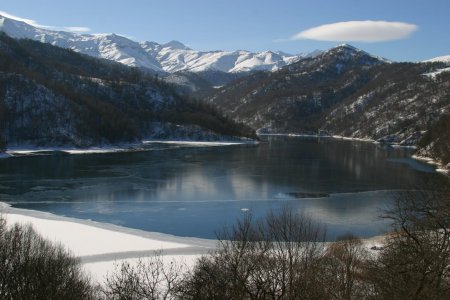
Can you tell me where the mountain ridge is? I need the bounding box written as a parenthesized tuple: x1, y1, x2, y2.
(0, 14, 312, 74)
(209, 45, 450, 169)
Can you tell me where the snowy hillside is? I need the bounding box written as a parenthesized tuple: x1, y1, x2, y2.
(0, 14, 309, 73)
(423, 55, 450, 64)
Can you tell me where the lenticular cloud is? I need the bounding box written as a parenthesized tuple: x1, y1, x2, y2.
(292, 21, 418, 42)
(0, 10, 91, 33)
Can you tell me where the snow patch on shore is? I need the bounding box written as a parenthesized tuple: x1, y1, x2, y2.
(2, 139, 257, 158)
(5, 214, 191, 257)
(0, 203, 214, 283)
(412, 155, 449, 174)
(143, 140, 257, 147)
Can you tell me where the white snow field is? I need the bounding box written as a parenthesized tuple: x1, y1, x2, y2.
(1, 203, 214, 283)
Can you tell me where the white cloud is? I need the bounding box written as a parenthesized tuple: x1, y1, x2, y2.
(50, 26, 91, 33)
(0, 10, 42, 27)
(292, 20, 418, 42)
(0, 10, 91, 33)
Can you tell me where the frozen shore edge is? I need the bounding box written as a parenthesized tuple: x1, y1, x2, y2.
(1, 139, 259, 157)
(0, 201, 215, 282)
(0, 201, 215, 249)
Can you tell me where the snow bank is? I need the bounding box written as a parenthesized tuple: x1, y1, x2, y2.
(1, 203, 214, 283)
(5, 143, 143, 156)
(5, 214, 191, 257)
(142, 140, 257, 147)
(4, 139, 257, 158)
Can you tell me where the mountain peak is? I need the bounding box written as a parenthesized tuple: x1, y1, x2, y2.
(162, 40, 190, 50)
(330, 44, 362, 54)
(336, 43, 358, 50)
(322, 44, 390, 64)
(321, 44, 366, 60)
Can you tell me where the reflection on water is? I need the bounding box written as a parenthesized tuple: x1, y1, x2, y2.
(0, 136, 447, 240)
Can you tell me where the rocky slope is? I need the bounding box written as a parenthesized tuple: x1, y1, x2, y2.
(0, 33, 255, 148)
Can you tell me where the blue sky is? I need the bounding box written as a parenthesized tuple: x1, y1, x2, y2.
(1, 0, 449, 61)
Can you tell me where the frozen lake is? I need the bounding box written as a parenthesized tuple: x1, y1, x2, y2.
(0, 136, 446, 240)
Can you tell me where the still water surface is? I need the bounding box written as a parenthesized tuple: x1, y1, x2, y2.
(0, 136, 446, 240)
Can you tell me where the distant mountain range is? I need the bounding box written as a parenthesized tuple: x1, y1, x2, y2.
(0, 14, 321, 74)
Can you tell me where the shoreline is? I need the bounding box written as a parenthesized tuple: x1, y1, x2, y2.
(1, 139, 259, 158)
(259, 133, 449, 174)
(1, 201, 388, 282)
(411, 154, 449, 175)
(0, 201, 214, 283)
(3, 135, 445, 175)
(0, 201, 215, 249)
(1, 200, 387, 249)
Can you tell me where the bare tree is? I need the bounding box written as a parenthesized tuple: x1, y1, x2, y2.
(263, 206, 327, 299)
(178, 206, 328, 300)
(103, 251, 187, 300)
(367, 187, 450, 300)
(321, 235, 370, 300)
(0, 217, 95, 300)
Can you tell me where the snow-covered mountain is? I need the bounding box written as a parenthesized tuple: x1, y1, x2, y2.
(0, 14, 311, 73)
(423, 55, 450, 64)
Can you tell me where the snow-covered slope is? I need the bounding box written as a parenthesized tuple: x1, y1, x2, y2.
(0, 14, 308, 73)
(423, 55, 450, 63)
(422, 55, 450, 79)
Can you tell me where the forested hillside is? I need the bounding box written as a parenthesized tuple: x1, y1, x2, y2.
(209, 45, 450, 168)
(0, 33, 256, 148)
